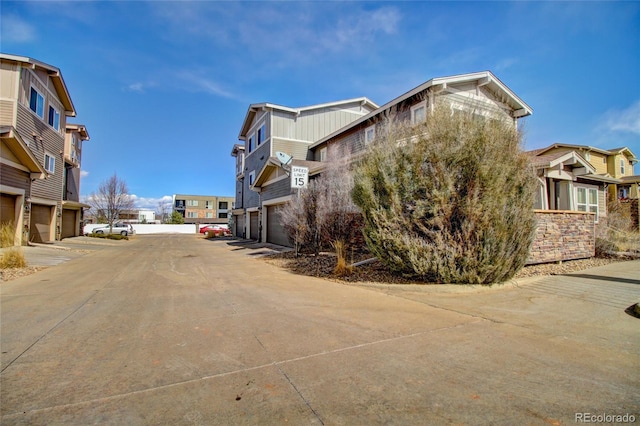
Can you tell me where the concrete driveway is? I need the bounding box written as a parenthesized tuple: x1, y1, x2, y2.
(1, 235, 638, 425)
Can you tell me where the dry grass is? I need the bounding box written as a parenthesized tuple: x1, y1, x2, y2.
(1, 221, 15, 248)
(0, 247, 27, 269)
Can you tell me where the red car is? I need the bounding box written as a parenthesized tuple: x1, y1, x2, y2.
(199, 225, 231, 236)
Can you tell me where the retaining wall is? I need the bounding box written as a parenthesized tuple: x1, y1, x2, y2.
(526, 210, 595, 265)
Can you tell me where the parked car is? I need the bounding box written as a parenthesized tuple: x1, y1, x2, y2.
(199, 225, 231, 236)
(92, 223, 135, 236)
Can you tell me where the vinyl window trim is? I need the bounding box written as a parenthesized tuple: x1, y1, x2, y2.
(29, 85, 45, 119)
(44, 151, 56, 174)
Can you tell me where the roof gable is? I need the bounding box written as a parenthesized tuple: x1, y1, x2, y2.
(310, 71, 531, 150)
(0, 53, 76, 116)
(238, 97, 378, 139)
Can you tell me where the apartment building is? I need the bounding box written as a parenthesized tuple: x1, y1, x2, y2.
(173, 194, 234, 225)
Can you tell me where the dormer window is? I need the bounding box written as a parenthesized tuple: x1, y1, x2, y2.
(29, 87, 44, 118)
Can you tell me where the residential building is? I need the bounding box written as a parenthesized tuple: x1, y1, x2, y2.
(173, 194, 234, 225)
(61, 124, 90, 238)
(234, 71, 532, 246)
(528, 143, 638, 222)
(230, 98, 379, 241)
(0, 53, 80, 243)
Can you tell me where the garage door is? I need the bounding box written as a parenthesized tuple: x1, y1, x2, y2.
(1, 194, 17, 225)
(30, 204, 52, 243)
(234, 214, 245, 238)
(266, 205, 291, 247)
(249, 212, 259, 240)
(61, 209, 77, 239)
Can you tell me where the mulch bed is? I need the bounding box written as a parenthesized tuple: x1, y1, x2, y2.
(261, 250, 628, 285)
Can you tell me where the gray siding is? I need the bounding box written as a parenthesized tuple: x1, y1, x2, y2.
(262, 178, 293, 202)
(64, 165, 81, 202)
(271, 102, 370, 142)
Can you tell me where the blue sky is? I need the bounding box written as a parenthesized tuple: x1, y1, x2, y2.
(2, 1, 639, 210)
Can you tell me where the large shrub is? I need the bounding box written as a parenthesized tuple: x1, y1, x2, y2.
(352, 107, 537, 284)
(279, 157, 362, 257)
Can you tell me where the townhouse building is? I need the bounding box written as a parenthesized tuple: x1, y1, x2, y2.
(230, 98, 378, 243)
(0, 53, 84, 244)
(232, 71, 532, 246)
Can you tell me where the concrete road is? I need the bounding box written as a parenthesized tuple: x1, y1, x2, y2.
(1, 235, 638, 425)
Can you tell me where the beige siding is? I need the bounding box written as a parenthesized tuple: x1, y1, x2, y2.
(0, 140, 21, 163)
(16, 103, 64, 202)
(0, 62, 19, 99)
(272, 137, 309, 160)
(17, 68, 66, 135)
(0, 164, 30, 195)
(0, 99, 15, 125)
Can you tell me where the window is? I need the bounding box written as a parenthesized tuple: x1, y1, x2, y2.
(411, 101, 427, 124)
(249, 170, 255, 186)
(620, 159, 625, 175)
(44, 152, 55, 174)
(248, 134, 255, 152)
(365, 125, 376, 144)
(206, 212, 214, 219)
(218, 212, 228, 219)
(186, 211, 197, 218)
(319, 147, 327, 162)
(219, 201, 228, 210)
(205, 201, 213, 209)
(619, 187, 628, 199)
(48, 105, 60, 130)
(187, 200, 199, 207)
(576, 187, 598, 221)
(29, 87, 44, 118)
(257, 123, 266, 145)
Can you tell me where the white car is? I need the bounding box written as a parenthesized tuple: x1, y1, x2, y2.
(92, 223, 135, 236)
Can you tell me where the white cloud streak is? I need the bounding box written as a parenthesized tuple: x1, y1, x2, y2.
(2, 14, 36, 43)
(603, 101, 640, 135)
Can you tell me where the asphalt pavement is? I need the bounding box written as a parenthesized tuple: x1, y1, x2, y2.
(1, 235, 638, 425)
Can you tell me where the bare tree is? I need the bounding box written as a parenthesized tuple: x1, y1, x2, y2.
(156, 200, 171, 224)
(89, 173, 134, 233)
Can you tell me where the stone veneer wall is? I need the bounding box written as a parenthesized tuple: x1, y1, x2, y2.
(527, 210, 595, 265)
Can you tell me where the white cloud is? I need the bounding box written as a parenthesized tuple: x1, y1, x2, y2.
(129, 194, 173, 210)
(2, 14, 36, 43)
(127, 83, 144, 93)
(80, 170, 89, 177)
(176, 71, 236, 99)
(602, 101, 640, 135)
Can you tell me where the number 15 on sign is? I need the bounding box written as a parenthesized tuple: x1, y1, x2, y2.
(291, 166, 309, 189)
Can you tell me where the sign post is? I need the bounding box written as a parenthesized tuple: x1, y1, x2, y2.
(291, 166, 309, 189)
